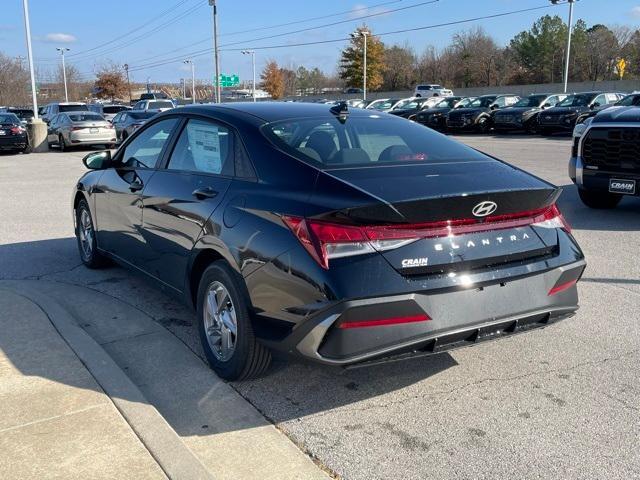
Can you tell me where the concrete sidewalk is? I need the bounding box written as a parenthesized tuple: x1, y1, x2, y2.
(0, 289, 168, 480)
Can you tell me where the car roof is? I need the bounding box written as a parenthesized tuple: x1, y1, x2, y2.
(172, 102, 399, 122)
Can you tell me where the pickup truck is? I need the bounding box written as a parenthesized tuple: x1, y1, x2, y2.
(570, 105, 640, 208)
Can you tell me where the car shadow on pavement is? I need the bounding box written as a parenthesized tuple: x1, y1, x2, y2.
(0, 236, 461, 437)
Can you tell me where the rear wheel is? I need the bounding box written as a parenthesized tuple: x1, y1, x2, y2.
(197, 261, 271, 380)
(75, 199, 108, 268)
(578, 188, 622, 209)
(477, 116, 491, 133)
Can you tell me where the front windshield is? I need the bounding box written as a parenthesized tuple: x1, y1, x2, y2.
(558, 94, 592, 107)
(435, 97, 461, 108)
(263, 116, 489, 169)
(513, 96, 547, 108)
(468, 97, 496, 108)
(394, 99, 420, 110)
(368, 100, 395, 111)
(616, 95, 640, 106)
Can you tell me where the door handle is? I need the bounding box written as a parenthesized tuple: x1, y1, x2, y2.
(192, 186, 218, 199)
(129, 180, 143, 192)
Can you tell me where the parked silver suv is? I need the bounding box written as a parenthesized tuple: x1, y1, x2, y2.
(413, 84, 453, 98)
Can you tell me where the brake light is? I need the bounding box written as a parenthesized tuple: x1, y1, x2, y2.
(71, 126, 84, 131)
(283, 204, 570, 269)
(9, 126, 24, 134)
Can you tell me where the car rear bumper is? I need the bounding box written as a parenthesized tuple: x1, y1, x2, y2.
(0, 135, 27, 150)
(69, 132, 116, 144)
(276, 260, 585, 366)
(570, 155, 640, 194)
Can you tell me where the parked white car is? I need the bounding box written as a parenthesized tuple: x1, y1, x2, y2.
(132, 99, 175, 112)
(413, 84, 453, 98)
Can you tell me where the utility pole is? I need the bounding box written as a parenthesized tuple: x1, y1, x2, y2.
(551, 0, 578, 93)
(209, 0, 221, 103)
(21, 0, 38, 119)
(56, 47, 70, 102)
(184, 59, 195, 104)
(123, 63, 131, 103)
(351, 29, 370, 101)
(242, 50, 256, 102)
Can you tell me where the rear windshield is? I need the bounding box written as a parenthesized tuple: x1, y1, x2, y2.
(0, 113, 20, 124)
(149, 101, 174, 109)
(129, 111, 157, 120)
(469, 97, 496, 108)
(514, 95, 547, 107)
(9, 109, 34, 118)
(59, 104, 89, 112)
(103, 105, 129, 114)
(262, 116, 489, 169)
(68, 113, 104, 122)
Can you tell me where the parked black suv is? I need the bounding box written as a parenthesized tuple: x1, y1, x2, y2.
(446, 94, 520, 133)
(569, 105, 640, 208)
(538, 92, 624, 135)
(413, 96, 474, 131)
(492, 94, 566, 133)
(574, 93, 640, 126)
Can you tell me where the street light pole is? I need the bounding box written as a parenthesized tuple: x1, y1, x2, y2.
(351, 29, 370, 101)
(21, 0, 38, 119)
(242, 50, 256, 102)
(209, 0, 221, 103)
(56, 47, 70, 102)
(552, 0, 577, 93)
(184, 59, 195, 104)
(123, 63, 131, 103)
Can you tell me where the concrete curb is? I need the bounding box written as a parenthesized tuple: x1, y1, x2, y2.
(0, 284, 214, 480)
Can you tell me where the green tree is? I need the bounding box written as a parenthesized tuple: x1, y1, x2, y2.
(339, 25, 385, 91)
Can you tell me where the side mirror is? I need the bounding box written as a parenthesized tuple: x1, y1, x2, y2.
(82, 150, 111, 170)
(490, 104, 499, 110)
(542, 103, 552, 109)
(592, 102, 600, 108)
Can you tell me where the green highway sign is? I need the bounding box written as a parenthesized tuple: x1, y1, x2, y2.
(217, 74, 240, 87)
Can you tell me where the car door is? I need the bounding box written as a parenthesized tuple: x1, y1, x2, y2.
(112, 113, 125, 140)
(93, 117, 180, 266)
(139, 117, 234, 290)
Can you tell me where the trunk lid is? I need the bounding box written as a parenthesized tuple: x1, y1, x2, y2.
(310, 162, 562, 275)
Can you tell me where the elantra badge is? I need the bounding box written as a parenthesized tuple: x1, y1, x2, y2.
(472, 201, 498, 217)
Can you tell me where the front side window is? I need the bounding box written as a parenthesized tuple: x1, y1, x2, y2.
(167, 119, 233, 175)
(263, 116, 490, 169)
(120, 118, 178, 169)
(558, 95, 592, 107)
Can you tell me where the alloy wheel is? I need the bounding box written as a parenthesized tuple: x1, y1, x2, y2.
(78, 208, 94, 260)
(203, 281, 237, 362)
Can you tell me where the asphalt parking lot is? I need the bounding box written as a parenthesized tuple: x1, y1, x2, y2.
(1, 135, 638, 480)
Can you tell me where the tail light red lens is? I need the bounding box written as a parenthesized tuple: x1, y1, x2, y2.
(283, 203, 570, 269)
(71, 126, 84, 131)
(9, 127, 24, 134)
(338, 313, 431, 329)
(548, 279, 578, 296)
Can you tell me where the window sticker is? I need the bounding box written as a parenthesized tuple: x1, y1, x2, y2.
(187, 122, 222, 173)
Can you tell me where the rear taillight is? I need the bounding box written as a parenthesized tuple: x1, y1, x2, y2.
(283, 203, 570, 269)
(548, 279, 578, 296)
(71, 126, 84, 131)
(9, 126, 24, 134)
(338, 313, 431, 329)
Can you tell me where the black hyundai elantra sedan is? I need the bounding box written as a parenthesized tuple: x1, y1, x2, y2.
(72, 102, 586, 380)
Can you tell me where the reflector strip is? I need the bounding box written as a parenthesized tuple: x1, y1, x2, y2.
(548, 279, 578, 296)
(338, 313, 430, 329)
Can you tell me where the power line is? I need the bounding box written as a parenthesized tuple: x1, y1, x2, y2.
(124, 0, 404, 66)
(127, 3, 557, 73)
(128, 0, 442, 72)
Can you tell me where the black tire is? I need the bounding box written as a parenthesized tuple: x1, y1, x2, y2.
(477, 116, 491, 133)
(22, 143, 32, 154)
(197, 261, 271, 380)
(578, 188, 622, 209)
(75, 199, 109, 268)
(59, 134, 66, 152)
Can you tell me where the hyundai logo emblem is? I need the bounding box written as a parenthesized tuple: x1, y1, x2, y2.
(472, 201, 498, 217)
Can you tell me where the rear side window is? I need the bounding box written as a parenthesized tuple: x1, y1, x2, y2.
(59, 104, 89, 112)
(263, 116, 490, 169)
(167, 119, 233, 175)
(121, 118, 178, 169)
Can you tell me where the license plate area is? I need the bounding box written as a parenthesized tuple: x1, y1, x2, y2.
(609, 178, 636, 195)
(90, 128, 99, 133)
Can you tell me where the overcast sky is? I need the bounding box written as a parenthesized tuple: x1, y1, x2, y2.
(2, 0, 640, 84)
